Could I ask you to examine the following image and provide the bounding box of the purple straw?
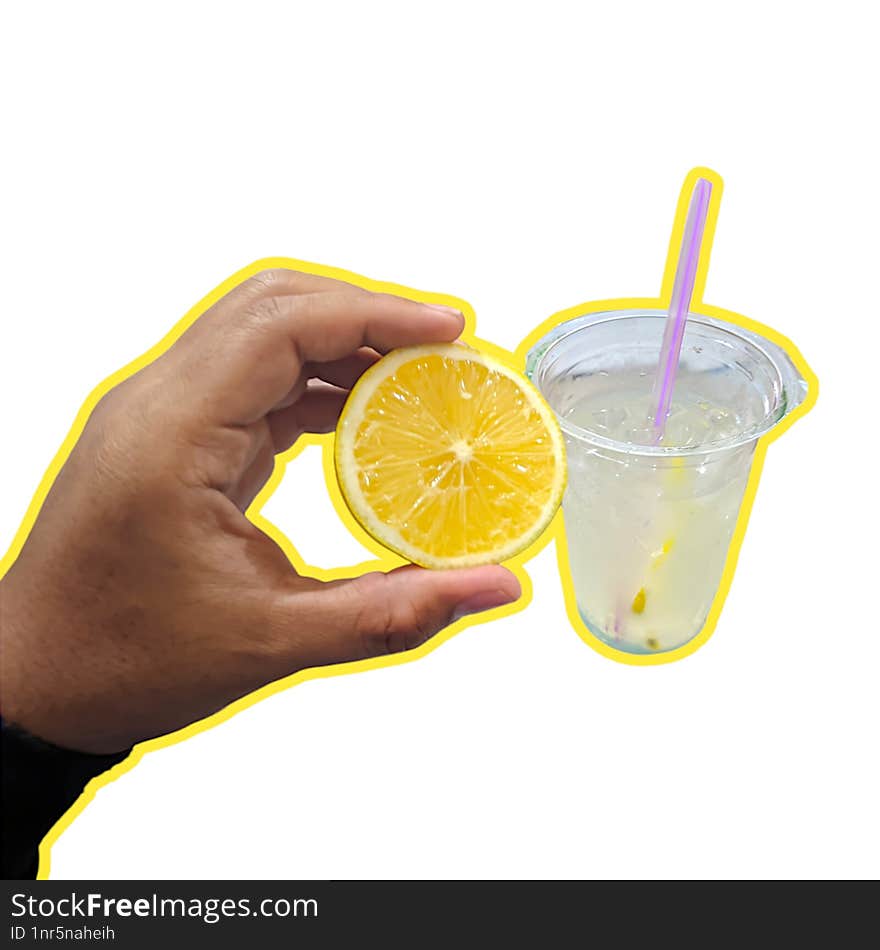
[652,177,713,434]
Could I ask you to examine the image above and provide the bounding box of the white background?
[1,1,877,879]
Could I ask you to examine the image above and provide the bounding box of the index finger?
[172,289,465,425]
[219,267,372,307]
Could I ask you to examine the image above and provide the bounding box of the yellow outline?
[2,256,542,880]
[520,167,818,665]
[0,166,817,879]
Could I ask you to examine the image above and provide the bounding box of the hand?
[0,269,520,753]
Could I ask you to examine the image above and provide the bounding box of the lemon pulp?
[335,345,565,568]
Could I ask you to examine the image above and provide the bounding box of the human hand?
[0,269,520,753]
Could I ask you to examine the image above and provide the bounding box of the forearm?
[1,719,130,879]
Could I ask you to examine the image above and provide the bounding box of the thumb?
[277,564,521,669]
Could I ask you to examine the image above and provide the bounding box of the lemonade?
[560,369,759,653]
[528,309,808,655]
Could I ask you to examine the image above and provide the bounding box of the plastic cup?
[526,308,808,655]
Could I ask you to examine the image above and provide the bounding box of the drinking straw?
[652,177,713,434]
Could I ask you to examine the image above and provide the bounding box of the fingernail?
[452,589,517,622]
[424,303,463,317]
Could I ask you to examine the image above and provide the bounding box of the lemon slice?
[335,343,566,568]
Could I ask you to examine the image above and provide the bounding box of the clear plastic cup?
[526,308,809,655]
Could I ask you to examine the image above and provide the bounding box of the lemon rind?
[334,343,566,569]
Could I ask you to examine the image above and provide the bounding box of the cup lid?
[526,308,809,456]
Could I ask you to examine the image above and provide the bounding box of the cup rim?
[529,309,789,458]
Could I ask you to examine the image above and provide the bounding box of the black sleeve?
[1,718,130,879]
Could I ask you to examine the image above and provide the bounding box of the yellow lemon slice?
[335,343,566,568]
